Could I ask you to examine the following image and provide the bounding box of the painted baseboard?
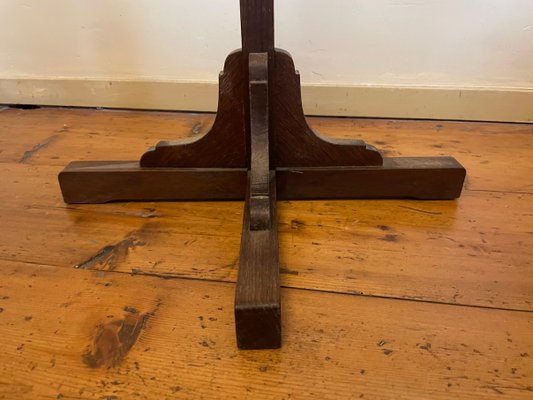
[0,77,531,122]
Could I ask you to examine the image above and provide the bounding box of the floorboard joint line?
[2,257,531,314]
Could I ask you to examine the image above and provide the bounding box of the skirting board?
[0,78,532,122]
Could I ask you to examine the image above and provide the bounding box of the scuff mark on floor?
[191,121,203,136]
[75,225,155,271]
[83,311,148,368]
[19,134,60,163]
[398,205,443,215]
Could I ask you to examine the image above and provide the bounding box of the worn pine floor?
[0,106,532,399]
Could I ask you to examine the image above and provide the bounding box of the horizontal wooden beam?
[58,161,247,203]
[240,0,274,54]
[59,157,465,204]
[279,157,466,200]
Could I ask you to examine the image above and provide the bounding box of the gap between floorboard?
[2,257,531,315]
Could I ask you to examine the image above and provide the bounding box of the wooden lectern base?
[58,0,466,349]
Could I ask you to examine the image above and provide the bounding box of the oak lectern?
[59,0,466,349]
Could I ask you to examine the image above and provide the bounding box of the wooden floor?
[0,106,532,399]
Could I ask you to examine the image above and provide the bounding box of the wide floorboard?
[0,107,531,399]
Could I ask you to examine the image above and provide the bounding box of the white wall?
[1,0,532,89]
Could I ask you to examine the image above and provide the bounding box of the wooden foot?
[58,162,247,203]
[235,173,280,349]
[58,157,465,204]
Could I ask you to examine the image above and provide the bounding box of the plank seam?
[3,258,530,315]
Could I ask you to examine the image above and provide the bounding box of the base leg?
[235,173,281,349]
[58,157,465,204]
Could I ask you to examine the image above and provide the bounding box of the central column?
[240,0,275,54]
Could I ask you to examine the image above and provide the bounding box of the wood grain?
[271,49,383,167]
[0,162,531,311]
[140,51,247,168]
[236,174,281,349]
[240,0,274,55]
[57,157,464,204]
[234,53,281,349]
[0,261,531,400]
[1,108,531,193]
[0,107,532,398]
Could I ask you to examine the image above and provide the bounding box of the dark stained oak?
[248,53,272,231]
[236,173,281,349]
[234,53,281,349]
[140,51,247,168]
[271,49,383,167]
[59,157,465,204]
[58,162,248,203]
[57,0,466,349]
[1,111,530,312]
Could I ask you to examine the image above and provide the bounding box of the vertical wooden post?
[249,53,271,231]
[235,53,281,349]
[240,0,276,177]
[240,0,275,54]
